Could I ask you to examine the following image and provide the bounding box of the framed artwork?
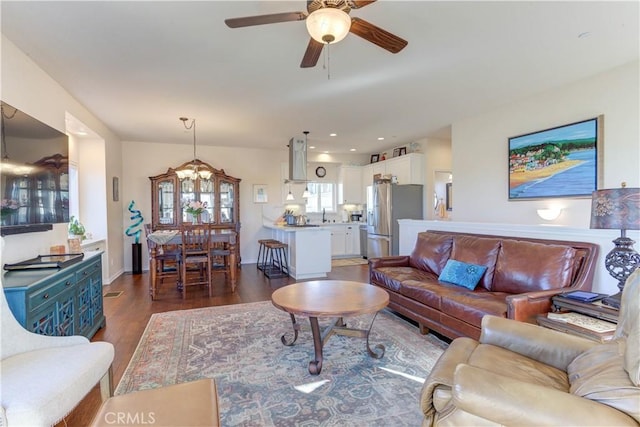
[508,116,603,200]
[253,184,268,203]
[370,154,380,163]
[399,147,407,156]
[112,177,119,202]
[392,148,400,157]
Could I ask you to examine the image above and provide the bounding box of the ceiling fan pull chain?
[326,43,331,80]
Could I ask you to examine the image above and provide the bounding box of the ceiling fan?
[225,0,408,68]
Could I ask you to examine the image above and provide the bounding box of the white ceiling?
[1,1,638,154]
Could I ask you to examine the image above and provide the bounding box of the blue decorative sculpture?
[125,200,143,244]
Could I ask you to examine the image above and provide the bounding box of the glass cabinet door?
[180,179,196,223]
[199,178,215,224]
[219,180,234,224]
[157,179,176,226]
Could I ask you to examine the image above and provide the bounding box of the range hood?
[287,136,307,182]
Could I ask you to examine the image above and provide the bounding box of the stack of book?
[537,312,617,343]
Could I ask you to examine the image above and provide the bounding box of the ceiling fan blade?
[225,12,306,28]
[349,0,377,9]
[349,17,408,53]
[300,38,324,68]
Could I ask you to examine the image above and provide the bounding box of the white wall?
[0,35,124,283]
[452,60,639,227]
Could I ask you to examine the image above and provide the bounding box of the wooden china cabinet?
[149,159,242,262]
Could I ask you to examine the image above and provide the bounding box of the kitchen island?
[263,224,331,280]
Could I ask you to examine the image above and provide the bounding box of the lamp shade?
[306,8,352,44]
[590,187,640,230]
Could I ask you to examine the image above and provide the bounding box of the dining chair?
[180,224,212,299]
[144,224,181,300]
[210,240,232,285]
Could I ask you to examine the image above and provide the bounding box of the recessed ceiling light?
[329,133,337,137]
[349,148,356,152]
[377,137,385,141]
[309,145,316,149]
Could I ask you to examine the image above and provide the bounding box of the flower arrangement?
[1,199,19,218]
[184,200,207,216]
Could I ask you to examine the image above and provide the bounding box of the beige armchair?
[421,268,640,426]
[0,288,114,426]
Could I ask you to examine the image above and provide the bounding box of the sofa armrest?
[480,315,596,371]
[453,364,637,426]
[368,256,410,269]
[506,289,567,322]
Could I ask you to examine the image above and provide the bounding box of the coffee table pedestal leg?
[283,313,385,375]
[280,313,300,346]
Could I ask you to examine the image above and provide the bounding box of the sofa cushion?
[439,259,488,290]
[567,342,640,423]
[493,240,576,293]
[450,236,501,290]
[441,291,509,328]
[399,279,463,310]
[409,232,453,275]
[370,266,436,293]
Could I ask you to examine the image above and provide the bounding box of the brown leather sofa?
[420,268,640,426]
[369,230,598,340]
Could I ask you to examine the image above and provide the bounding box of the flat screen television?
[1,101,69,236]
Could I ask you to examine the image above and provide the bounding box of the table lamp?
[590,183,640,308]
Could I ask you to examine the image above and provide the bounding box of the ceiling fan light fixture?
[306,8,351,44]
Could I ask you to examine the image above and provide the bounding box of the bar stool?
[257,239,279,271]
[263,241,289,279]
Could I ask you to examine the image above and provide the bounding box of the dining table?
[146,228,238,296]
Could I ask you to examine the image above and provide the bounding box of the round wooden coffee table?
[271,280,390,375]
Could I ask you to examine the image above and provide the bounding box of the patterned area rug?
[116,301,448,426]
[331,258,369,267]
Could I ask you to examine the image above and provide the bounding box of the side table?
[551,294,619,323]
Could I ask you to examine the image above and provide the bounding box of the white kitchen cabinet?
[330,226,347,256]
[329,224,361,257]
[338,166,363,204]
[384,153,424,185]
[345,224,360,255]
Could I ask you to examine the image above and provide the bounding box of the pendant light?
[176,117,212,181]
[286,184,295,201]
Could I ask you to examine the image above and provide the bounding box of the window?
[305,182,336,213]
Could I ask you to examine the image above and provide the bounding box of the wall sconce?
[537,207,562,221]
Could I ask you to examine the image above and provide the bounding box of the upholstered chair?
[0,288,114,426]
[421,268,640,426]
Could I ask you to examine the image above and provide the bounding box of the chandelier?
[176,117,212,181]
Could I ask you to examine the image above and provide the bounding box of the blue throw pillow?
[438,259,488,290]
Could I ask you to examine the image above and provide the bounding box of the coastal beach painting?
[508,117,602,200]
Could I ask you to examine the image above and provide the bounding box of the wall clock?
[315,166,326,178]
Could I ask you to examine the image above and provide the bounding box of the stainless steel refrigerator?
[367,182,423,257]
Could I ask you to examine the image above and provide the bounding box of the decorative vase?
[191,213,199,225]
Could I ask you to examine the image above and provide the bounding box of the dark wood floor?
[58,262,369,426]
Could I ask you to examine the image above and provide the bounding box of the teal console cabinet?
[2,252,105,339]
